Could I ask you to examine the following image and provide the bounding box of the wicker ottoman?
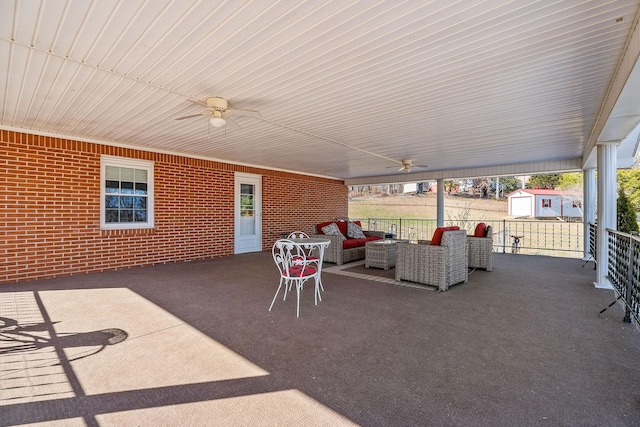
[365,239,409,270]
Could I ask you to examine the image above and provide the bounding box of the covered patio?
[2,253,639,426]
[2,2,640,425]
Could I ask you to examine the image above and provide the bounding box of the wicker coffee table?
[365,239,409,270]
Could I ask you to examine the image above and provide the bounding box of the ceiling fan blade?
[230,108,261,117]
[186,98,206,106]
[224,116,241,131]
[175,113,207,120]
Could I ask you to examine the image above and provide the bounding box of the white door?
[510,196,531,217]
[234,173,262,254]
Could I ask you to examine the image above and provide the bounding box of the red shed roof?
[506,188,566,197]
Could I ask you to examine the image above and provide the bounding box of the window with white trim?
[541,198,551,208]
[100,156,154,229]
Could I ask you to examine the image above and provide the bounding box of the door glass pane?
[240,184,255,236]
[241,195,254,216]
[240,216,255,235]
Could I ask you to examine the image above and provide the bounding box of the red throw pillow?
[474,223,487,237]
[430,226,460,245]
[430,227,446,245]
[336,221,348,237]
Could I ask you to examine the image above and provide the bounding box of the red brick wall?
[1,130,348,284]
[262,175,348,241]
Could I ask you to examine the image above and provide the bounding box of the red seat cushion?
[341,235,381,249]
[474,222,487,237]
[343,238,368,249]
[286,264,317,277]
[430,226,460,245]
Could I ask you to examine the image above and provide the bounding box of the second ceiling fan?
[389,159,428,173]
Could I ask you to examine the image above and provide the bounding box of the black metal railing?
[361,218,584,258]
[588,222,597,262]
[606,229,640,325]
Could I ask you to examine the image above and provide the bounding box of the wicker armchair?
[467,234,493,271]
[395,229,468,292]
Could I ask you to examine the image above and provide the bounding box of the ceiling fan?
[174,97,261,131]
[388,159,429,173]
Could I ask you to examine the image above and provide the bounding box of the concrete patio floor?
[1,252,639,426]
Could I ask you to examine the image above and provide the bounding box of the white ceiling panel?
[2,0,640,183]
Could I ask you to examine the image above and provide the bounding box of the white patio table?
[289,237,331,300]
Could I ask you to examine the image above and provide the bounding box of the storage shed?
[507,189,583,219]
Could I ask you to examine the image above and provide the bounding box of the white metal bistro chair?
[269,239,320,317]
[287,231,310,239]
[287,231,324,291]
[286,231,320,259]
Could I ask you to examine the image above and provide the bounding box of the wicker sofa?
[395,229,468,292]
[312,221,385,265]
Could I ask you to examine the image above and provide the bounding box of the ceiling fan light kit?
[207,98,228,127]
[209,113,226,128]
[174,97,261,131]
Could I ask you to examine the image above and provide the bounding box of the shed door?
[510,196,531,217]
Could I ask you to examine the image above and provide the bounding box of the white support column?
[583,168,596,259]
[437,179,444,227]
[594,142,617,289]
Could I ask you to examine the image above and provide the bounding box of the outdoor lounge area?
[2,253,639,426]
[3,2,640,425]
